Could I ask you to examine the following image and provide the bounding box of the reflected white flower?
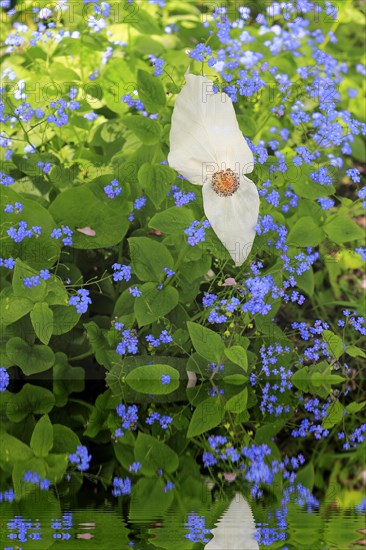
[168,73,259,266]
[204,493,259,549]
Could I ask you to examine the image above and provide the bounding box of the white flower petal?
[204,493,259,550]
[202,174,259,266]
[168,74,254,185]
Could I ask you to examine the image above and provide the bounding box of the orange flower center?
[212,169,240,197]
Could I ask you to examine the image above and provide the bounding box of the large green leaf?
[224,346,248,371]
[324,215,364,244]
[6,337,55,375]
[287,216,324,247]
[187,321,225,363]
[137,69,166,112]
[0,432,34,465]
[130,478,174,519]
[128,237,174,282]
[121,115,162,145]
[0,288,33,326]
[134,283,179,326]
[134,433,179,476]
[30,302,54,345]
[0,187,60,269]
[6,384,55,422]
[125,364,180,395]
[137,163,176,207]
[30,414,54,457]
[148,206,195,234]
[49,177,130,249]
[187,397,223,438]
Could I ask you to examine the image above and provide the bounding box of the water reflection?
[204,493,259,549]
[1,495,365,548]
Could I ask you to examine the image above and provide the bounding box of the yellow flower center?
[212,169,240,197]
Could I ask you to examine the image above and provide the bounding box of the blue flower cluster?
[145,329,173,348]
[0,367,10,392]
[112,476,131,496]
[184,220,211,246]
[23,471,51,490]
[68,289,92,314]
[7,221,41,242]
[145,411,173,430]
[111,263,131,282]
[115,404,138,438]
[4,201,23,213]
[23,269,50,287]
[68,445,91,471]
[0,489,15,502]
[168,185,196,207]
[184,513,211,544]
[0,257,16,270]
[148,54,165,76]
[250,344,293,416]
[51,225,73,246]
[115,324,139,355]
[104,178,122,199]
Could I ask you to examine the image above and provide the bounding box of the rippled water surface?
[1,492,365,549]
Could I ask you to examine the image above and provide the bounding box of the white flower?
[204,492,259,549]
[168,73,259,266]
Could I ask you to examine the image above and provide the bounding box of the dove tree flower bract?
[168,74,260,266]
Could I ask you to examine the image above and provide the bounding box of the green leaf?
[30,302,54,345]
[12,457,48,500]
[6,337,55,375]
[130,478,173,519]
[322,330,345,359]
[45,453,69,484]
[187,397,223,438]
[125,364,180,395]
[134,283,179,327]
[346,345,366,358]
[237,114,257,138]
[223,374,248,385]
[324,215,364,244]
[296,462,314,490]
[148,206,195,235]
[130,8,161,34]
[12,259,48,302]
[51,304,80,335]
[0,187,60,269]
[52,424,81,454]
[0,288,33,326]
[137,163,176,207]
[292,175,335,199]
[187,321,225,363]
[49,177,130,249]
[107,355,187,403]
[102,59,135,115]
[121,116,161,145]
[295,267,314,297]
[0,432,34,465]
[291,366,310,393]
[134,433,179,476]
[287,217,324,247]
[225,387,248,413]
[30,414,54,457]
[53,352,84,407]
[345,401,366,414]
[311,371,344,387]
[6,384,55,422]
[322,400,345,429]
[137,69,166,112]
[224,346,248,371]
[128,237,174,282]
